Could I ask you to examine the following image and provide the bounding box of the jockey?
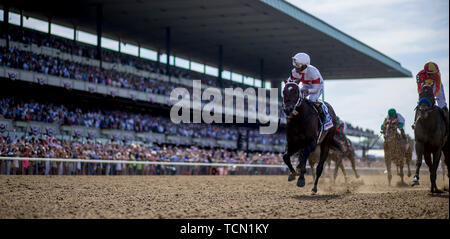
[381,108,406,139]
[287,52,333,130]
[413,61,449,131]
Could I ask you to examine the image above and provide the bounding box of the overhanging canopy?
[4,0,412,84]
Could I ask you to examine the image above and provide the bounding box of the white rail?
[0,157,417,171]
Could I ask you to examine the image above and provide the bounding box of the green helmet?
[388,108,397,117]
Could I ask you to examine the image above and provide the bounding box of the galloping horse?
[282,81,342,194]
[308,135,360,183]
[411,85,448,193]
[382,120,410,185]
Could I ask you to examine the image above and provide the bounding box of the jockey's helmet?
[292,53,310,68]
[424,62,439,74]
[388,108,397,117]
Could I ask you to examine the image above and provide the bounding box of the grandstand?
[0,0,410,176]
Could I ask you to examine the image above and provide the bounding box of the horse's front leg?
[412,142,424,186]
[283,150,298,181]
[297,141,316,188]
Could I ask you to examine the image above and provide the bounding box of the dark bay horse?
[411,85,448,193]
[282,81,342,194]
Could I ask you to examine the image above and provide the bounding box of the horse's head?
[385,119,400,140]
[417,85,435,119]
[282,81,303,117]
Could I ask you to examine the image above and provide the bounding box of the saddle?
[306,100,333,145]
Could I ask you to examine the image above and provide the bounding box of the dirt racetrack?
[0,172,448,219]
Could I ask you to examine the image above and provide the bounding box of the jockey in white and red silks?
[285,52,333,130]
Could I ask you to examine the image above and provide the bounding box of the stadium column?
[48,18,51,36]
[73,26,77,42]
[3,3,9,49]
[20,9,23,35]
[260,58,264,87]
[96,4,103,69]
[218,45,223,89]
[138,44,141,58]
[166,27,171,78]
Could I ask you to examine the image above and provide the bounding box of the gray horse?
[307,135,359,183]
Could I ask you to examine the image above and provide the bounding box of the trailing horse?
[282,81,342,194]
[382,120,411,185]
[411,85,448,193]
[308,135,360,183]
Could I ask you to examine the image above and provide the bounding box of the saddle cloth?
[316,101,334,144]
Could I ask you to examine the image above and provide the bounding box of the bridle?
[283,81,304,117]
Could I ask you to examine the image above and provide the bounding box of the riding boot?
[314,102,326,125]
[400,128,406,140]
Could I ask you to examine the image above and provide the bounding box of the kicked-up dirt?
[0,173,448,219]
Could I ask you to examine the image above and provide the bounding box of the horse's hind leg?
[385,156,392,186]
[431,150,443,193]
[312,144,330,194]
[297,141,316,188]
[407,155,412,177]
[412,143,424,186]
[350,155,360,178]
[309,159,316,182]
[399,160,405,185]
[333,159,340,184]
[339,159,348,183]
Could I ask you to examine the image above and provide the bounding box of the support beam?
[138,44,141,58]
[3,4,9,49]
[218,45,223,88]
[260,58,264,87]
[48,18,51,36]
[20,9,23,30]
[165,27,171,76]
[73,25,77,42]
[96,4,103,69]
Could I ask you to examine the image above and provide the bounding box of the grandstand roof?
[7,0,412,83]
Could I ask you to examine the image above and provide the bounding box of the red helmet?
[424,62,439,73]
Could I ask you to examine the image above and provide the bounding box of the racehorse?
[411,85,448,193]
[308,135,360,183]
[382,119,410,185]
[282,81,342,194]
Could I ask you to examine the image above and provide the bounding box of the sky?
[286,0,449,138]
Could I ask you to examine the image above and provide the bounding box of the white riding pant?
[436,83,447,108]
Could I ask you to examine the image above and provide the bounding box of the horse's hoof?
[433,189,444,194]
[311,188,317,194]
[288,174,296,182]
[297,178,305,187]
[356,175,360,179]
[411,181,419,187]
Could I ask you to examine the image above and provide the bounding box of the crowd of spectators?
[0,46,176,95]
[0,96,286,145]
[0,134,285,176]
[2,25,267,91]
